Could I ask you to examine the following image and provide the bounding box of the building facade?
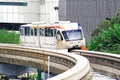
[59,0,120,41]
[0,0,58,30]
[40,0,59,22]
[0,0,39,23]
[0,0,58,23]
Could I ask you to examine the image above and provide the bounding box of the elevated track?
[0,44,91,80]
[72,50,120,79]
[0,44,120,80]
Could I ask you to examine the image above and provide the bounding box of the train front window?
[62,29,82,41]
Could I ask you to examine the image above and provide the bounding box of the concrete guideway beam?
[0,44,91,80]
[72,50,120,79]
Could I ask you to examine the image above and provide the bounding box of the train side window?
[20,28,24,36]
[30,28,34,36]
[45,28,54,37]
[39,28,41,36]
[34,28,37,36]
[54,29,57,36]
[50,29,53,37]
[41,28,45,36]
[45,28,51,37]
[25,28,27,36]
[25,27,30,36]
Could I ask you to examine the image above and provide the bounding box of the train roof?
[20,22,81,30]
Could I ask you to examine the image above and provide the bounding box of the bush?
[88,23,120,54]
[91,7,120,37]
[29,74,38,80]
[0,29,19,44]
[88,8,120,54]
[91,20,110,36]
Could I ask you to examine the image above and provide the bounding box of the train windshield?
[62,29,83,41]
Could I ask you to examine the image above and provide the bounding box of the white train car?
[19,21,86,51]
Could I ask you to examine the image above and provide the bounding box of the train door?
[39,28,45,46]
[46,28,56,45]
[39,28,56,48]
[24,28,35,44]
[28,28,36,43]
[44,28,56,45]
[19,28,25,43]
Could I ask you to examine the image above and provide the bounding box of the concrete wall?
[59,0,120,41]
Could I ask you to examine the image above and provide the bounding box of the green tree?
[88,7,120,54]
[88,23,120,54]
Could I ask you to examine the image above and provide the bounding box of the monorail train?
[19,21,86,51]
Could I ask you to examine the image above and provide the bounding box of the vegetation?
[0,29,19,44]
[91,16,120,37]
[88,24,120,54]
[29,74,38,80]
[88,8,120,54]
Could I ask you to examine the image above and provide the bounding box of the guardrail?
[0,44,91,80]
[72,50,120,79]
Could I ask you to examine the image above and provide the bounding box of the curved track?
[0,44,91,80]
[72,50,120,79]
[0,44,119,79]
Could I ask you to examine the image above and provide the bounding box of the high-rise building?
[0,0,58,23]
[0,0,59,30]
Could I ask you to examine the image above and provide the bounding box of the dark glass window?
[41,28,45,36]
[50,29,53,37]
[20,28,24,36]
[39,28,41,36]
[34,28,37,36]
[54,29,57,36]
[45,28,54,37]
[25,27,30,36]
[62,29,83,41]
[30,29,34,36]
[0,2,27,6]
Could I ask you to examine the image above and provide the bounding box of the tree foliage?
[88,8,120,54]
[88,23,120,54]
[0,29,19,44]
[91,7,120,37]
[29,74,38,80]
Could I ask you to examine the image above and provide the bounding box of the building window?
[0,2,27,6]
